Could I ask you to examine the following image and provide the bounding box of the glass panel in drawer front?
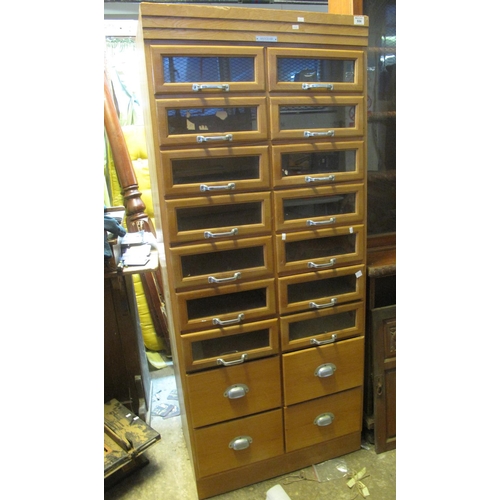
[276,225,364,275]
[176,278,276,332]
[278,265,365,315]
[274,184,364,232]
[161,146,270,196]
[280,301,365,351]
[270,96,364,141]
[267,48,364,93]
[181,318,279,372]
[150,45,265,94]
[156,97,267,146]
[272,141,364,188]
[282,336,364,406]
[169,236,274,290]
[186,356,281,427]
[165,192,272,244]
[284,388,362,453]
[194,409,283,478]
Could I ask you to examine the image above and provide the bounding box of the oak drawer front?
[269,96,364,141]
[284,387,362,452]
[273,184,364,232]
[176,278,276,333]
[186,356,282,427]
[160,145,270,197]
[181,318,280,371]
[267,47,365,93]
[150,45,265,95]
[156,97,267,147]
[282,336,364,405]
[165,192,272,244]
[275,225,364,275]
[170,236,274,290]
[280,302,365,352]
[271,141,364,189]
[277,265,365,315]
[194,409,284,478]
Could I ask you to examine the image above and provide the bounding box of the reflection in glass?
[285,234,356,262]
[279,105,353,130]
[288,311,356,341]
[277,57,354,83]
[288,275,356,303]
[172,156,260,184]
[283,194,355,221]
[281,150,355,177]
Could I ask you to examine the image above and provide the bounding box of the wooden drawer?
[280,301,365,352]
[150,45,265,95]
[160,145,270,197]
[186,356,282,427]
[282,336,364,406]
[155,96,267,147]
[277,265,365,315]
[267,47,365,93]
[284,387,362,452]
[275,225,364,276]
[165,192,272,244]
[193,409,284,478]
[271,141,364,188]
[176,278,276,333]
[273,184,364,233]
[170,236,274,290]
[181,318,280,371]
[269,95,364,141]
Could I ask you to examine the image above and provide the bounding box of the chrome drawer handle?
[310,334,338,346]
[305,175,335,183]
[306,217,336,227]
[208,272,242,284]
[192,83,229,92]
[217,353,248,366]
[315,363,337,378]
[314,412,335,427]
[302,83,333,91]
[229,435,252,450]
[204,228,238,239]
[200,182,236,192]
[224,383,249,399]
[213,313,245,326]
[304,130,334,138]
[308,258,336,269]
[197,134,233,143]
[309,298,337,310]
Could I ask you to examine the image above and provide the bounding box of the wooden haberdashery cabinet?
[137,3,369,498]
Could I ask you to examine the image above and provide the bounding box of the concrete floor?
[105,363,396,500]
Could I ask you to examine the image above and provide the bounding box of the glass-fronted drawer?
[165,192,272,244]
[267,47,364,93]
[275,224,364,275]
[271,141,364,188]
[193,409,283,478]
[170,236,274,290]
[277,265,365,315]
[156,97,267,146]
[181,318,279,372]
[186,355,281,426]
[280,302,365,352]
[273,184,364,232]
[269,96,364,141]
[284,387,362,453]
[150,45,265,95]
[160,145,270,196]
[282,336,364,406]
[176,278,276,332]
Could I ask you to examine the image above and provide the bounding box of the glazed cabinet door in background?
[150,45,265,95]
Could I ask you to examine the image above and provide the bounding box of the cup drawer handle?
[229,435,253,450]
[315,363,337,378]
[224,383,249,399]
[314,412,335,427]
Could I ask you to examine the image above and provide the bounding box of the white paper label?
[292,24,299,30]
[282,233,286,240]
[297,16,304,22]
[354,16,365,25]
[349,227,354,234]
[355,270,363,278]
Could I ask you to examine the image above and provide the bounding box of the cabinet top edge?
[138,2,369,28]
